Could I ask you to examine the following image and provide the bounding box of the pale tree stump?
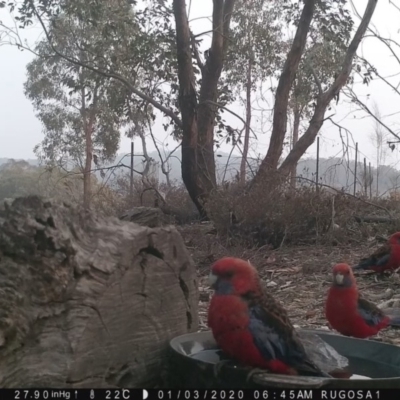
[0,196,198,388]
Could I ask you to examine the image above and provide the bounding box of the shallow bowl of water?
[168,329,400,388]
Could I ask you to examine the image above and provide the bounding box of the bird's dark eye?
[224,271,234,278]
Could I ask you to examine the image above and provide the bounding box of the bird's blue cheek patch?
[343,276,353,288]
[214,279,234,295]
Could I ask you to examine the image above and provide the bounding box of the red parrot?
[325,263,400,338]
[207,257,330,377]
[352,232,400,273]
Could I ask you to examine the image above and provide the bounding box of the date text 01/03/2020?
[153,389,382,400]
[8,389,384,400]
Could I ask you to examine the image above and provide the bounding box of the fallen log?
[0,196,198,388]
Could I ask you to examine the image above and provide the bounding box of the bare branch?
[389,0,400,13]
[356,56,400,97]
[193,30,214,38]
[190,30,205,73]
[202,99,258,140]
[344,87,400,142]
[146,113,173,187]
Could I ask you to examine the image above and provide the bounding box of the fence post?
[316,136,320,192]
[369,162,372,199]
[353,142,358,196]
[130,141,134,206]
[364,157,367,196]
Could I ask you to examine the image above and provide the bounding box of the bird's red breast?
[326,286,390,338]
[208,294,297,375]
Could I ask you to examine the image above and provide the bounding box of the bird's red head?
[389,232,400,246]
[331,263,356,288]
[209,257,260,295]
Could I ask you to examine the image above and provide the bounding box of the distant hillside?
[1,152,399,196]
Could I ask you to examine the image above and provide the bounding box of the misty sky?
[1,0,400,169]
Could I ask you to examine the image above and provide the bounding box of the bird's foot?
[246,367,268,383]
[213,359,233,379]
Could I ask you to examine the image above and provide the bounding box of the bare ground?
[178,223,400,346]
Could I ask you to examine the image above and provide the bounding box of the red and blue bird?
[352,232,400,274]
[326,263,400,338]
[207,257,330,377]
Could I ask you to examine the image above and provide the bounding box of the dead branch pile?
[207,182,400,248]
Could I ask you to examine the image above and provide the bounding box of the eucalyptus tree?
[252,0,377,189]
[24,0,143,208]
[23,0,176,209]
[225,0,283,184]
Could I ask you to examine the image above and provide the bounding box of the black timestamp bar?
[1,389,394,400]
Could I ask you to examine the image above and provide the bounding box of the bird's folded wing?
[369,243,391,265]
[246,294,325,376]
[355,243,391,269]
[357,296,386,326]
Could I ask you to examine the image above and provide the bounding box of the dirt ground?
[178,223,400,346]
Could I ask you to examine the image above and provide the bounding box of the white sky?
[0,0,400,169]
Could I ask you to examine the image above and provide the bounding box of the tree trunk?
[251,0,377,187]
[173,0,236,219]
[253,0,316,185]
[290,106,301,189]
[0,196,198,388]
[240,55,252,185]
[277,0,377,178]
[376,152,379,197]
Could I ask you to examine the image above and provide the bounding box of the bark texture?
[173,0,236,218]
[0,196,198,388]
[290,107,301,189]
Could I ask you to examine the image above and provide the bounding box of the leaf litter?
[179,224,400,347]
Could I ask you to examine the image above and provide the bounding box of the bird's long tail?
[300,360,332,378]
[384,308,400,327]
[389,317,400,327]
[352,258,373,270]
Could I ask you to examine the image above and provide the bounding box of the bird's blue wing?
[353,243,391,270]
[244,295,329,377]
[247,304,304,364]
[357,297,386,326]
[376,253,390,266]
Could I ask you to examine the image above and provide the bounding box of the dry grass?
[178,223,400,346]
